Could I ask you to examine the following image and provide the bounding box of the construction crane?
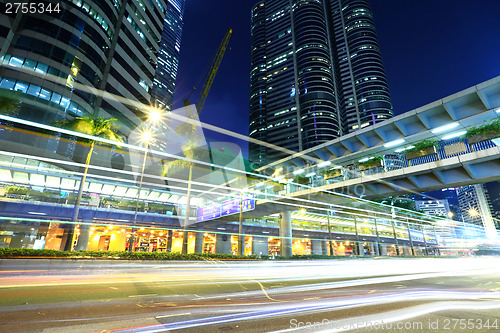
[183,28,232,114]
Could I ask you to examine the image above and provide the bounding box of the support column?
[237,225,245,256]
[310,239,322,255]
[279,211,292,258]
[166,229,173,252]
[379,245,387,255]
[215,233,231,254]
[194,231,204,253]
[321,238,328,255]
[181,228,189,254]
[357,242,365,256]
[75,223,91,251]
[252,236,268,256]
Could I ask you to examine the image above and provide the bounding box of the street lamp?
[468,208,479,217]
[127,108,163,252]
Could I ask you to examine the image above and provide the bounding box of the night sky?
[172,0,500,156]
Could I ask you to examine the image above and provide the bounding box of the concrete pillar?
[194,231,204,253]
[311,239,322,255]
[279,211,292,258]
[181,228,189,254]
[357,241,365,255]
[380,245,387,255]
[402,246,409,255]
[321,239,328,255]
[166,229,173,252]
[374,242,380,255]
[237,226,245,256]
[75,223,91,251]
[215,233,232,254]
[252,236,269,256]
[369,243,376,255]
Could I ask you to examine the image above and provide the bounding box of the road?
[0,257,500,332]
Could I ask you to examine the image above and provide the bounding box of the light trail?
[104,291,500,332]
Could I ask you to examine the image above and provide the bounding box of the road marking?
[128,294,158,298]
[156,312,191,319]
[255,280,278,302]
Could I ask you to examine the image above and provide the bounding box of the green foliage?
[0,248,263,261]
[358,155,383,166]
[464,118,500,138]
[293,175,309,184]
[405,139,439,153]
[0,89,21,115]
[321,168,343,178]
[54,114,123,145]
[374,196,417,212]
[6,186,28,195]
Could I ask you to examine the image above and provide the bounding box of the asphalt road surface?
[1,257,500,332]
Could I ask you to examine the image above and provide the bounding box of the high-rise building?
[415,199,451,218]
[457,184,497,238]
[483,182,500,229]
[249,0,393,166]
[0,0,180,137]
[412,188,462,222]
[151,0,185,111]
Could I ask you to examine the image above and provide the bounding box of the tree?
[55,114,123,251]
[162,106,202,254]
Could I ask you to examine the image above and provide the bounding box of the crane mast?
[184,28,232,114]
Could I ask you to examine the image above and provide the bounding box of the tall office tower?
[414,199,451,218]
[457,184,497,238]
[483,182,500,229]
[0,0,172,137]
[249,0,392,166]
[151,0,185,111]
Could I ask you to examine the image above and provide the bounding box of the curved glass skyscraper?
[249,0,393,166]
[0,0,184,136]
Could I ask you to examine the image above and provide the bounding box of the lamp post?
[127,108,162,252]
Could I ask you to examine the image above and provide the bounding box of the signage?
[196,203,221,222]
[196,193,255,222]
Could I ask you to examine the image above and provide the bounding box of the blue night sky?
[172,0,500,156]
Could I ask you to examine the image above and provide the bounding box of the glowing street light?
[148,107,163,123]
[128,108,163,252]
[468,208,479,217]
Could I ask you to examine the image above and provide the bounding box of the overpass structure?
[261,75,500,173]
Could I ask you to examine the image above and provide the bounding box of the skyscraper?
[0,0,181,137]
[249,0,393,166]
[457,184,497,238]
[152,0,185,111]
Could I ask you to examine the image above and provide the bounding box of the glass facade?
[151,0,185,111]
[0,0,173,138]
[249,0,393,166]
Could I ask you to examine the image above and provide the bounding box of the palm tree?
[56,114,123,251]
[162,108,202,254]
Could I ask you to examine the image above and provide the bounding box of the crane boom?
[184,28,232,114]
